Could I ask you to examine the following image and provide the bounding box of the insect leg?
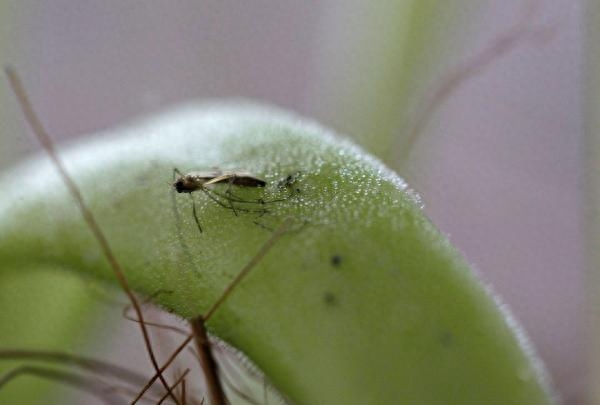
[224,176,239,216]
[190,193,203,234]
[173,167,184,180]
[204,188,271,215]
[201,188,259,214]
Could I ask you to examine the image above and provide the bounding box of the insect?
[5,66,292,405]
[173,169,267,193]
[173,168,287,234]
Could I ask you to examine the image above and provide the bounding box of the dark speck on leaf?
[323,292,337,306]
[331,254,342,267]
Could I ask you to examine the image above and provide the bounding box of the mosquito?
[173,168,279,234]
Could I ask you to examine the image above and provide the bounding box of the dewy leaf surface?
[0,103,554,404]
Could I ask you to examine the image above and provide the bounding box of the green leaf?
[0,104,554,404]
[0,268,104,404]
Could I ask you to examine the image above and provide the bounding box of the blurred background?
[0,0,588,404]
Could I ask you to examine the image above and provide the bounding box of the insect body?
[173,169,266,193]
[173,168,269,234]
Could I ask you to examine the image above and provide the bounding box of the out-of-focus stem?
[305,0,479,168]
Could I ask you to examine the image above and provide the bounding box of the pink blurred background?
[1,1,585,403]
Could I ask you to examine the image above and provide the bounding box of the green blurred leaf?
[0,104,554,404]
[309,0,480,165]
[0,268,103,404]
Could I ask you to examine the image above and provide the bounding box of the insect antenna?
[4,66,180,404]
